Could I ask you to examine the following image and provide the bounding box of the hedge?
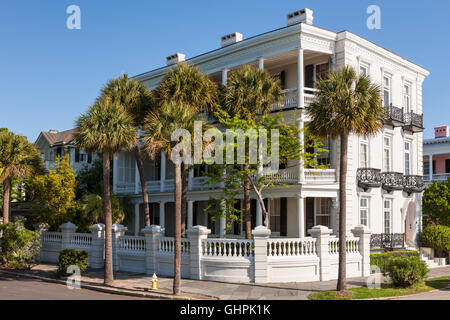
[57,249,89,277]
[370,250,419,273]
[419,225,450,252]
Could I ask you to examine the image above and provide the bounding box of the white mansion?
[113,8,429,251]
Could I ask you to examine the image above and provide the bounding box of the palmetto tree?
[101,74,154,227]
[0,130,43,224]
[156,63,217,237]
[75,99,136,284]
[143,101,199,295]
[221,65,281,239]
[306,66,384,292]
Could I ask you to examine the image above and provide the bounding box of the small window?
[359,136,369,168]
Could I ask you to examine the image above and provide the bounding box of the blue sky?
[0,0,449,142]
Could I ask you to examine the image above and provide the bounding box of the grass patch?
[308,276,449,300]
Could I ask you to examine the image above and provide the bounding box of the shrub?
[385,255,428,287]
[0,221,41,270]
[419,225,450,254]
[370,250,419,273]
[57,249,88,277]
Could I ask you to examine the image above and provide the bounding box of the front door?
[405,202,416,248]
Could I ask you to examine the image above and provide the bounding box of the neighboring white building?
[35,128,97,173]
[114,8,429,250]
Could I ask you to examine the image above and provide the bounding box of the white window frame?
[314,198,330,228]
[403,81,412,113]
[383,73,392,107]
[359,196,370,228]
[383,135,392,172]
[383,198,393,234]
[359,135,370,168]
[404,140,411,175]
[359,61,370,77]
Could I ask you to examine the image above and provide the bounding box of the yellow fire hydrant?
[152,273,158,290]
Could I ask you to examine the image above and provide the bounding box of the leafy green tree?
[101,74,154,226]
[205,106,326,229]
[0,130,43,223]
[220,65,282,239]
[30,153,77,229]
[75,99,137,284]
[143,101,199,296]
[422,179,450,226]
[76,158,107,196]
[155,63,218,237]
[306,66,384,292]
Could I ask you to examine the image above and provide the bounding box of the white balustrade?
[202,239,253,258]
[265,167,298,184]
[144,181,161,192]
[41,231,62,244]
[159,237,190,255]
[267,238,317,257]
[328,236,360,255]
[70,233,92,247]
[304,169,336,183]
[116,183,135,194]
[191,176,212,190]
[119,236,146,251]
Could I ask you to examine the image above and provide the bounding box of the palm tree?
[156,63,217,237]
[101,74,154,227]
[0,130,43,224]
[75,99,136,284]
[306,66,384,292]
[143,101,199,295]
[221,65,281,239]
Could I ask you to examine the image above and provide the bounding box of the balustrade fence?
[37,222,371,283]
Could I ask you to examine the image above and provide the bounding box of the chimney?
[221,32,243,47]
[287,8,314,26]
[166,53,186,66]
[434,125,450,138]
[49,129,58,134]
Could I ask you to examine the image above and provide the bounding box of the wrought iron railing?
[403,111,423,130]
[403,175,425,194]
[357,168,382,190]
[370,233,405,249]
[381,172,404,191]
[384,105,404,126]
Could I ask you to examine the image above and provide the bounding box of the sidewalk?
[2,264,450,300]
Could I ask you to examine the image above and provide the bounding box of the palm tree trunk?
[337,132,348,292]
[2,176,11,224]
[134,146,150,227]
[181,161,189,237]
[244,164,251,239]
[173,162,181,295]
[103,151,114,284]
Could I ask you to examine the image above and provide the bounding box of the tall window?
[360,62,369,76]
[269,198,281,233]
[404,141,411,175]
[359,135,369,168]
[360,197,369,227]
[424,161,430,176]
[383,75,391,106]
[403,83,411,113]
[315,198,330,227]
[117,152,136,184]
[317,138,330,166]
[315,63,329,81]
[383,199,392,234]
[383,137,392,172]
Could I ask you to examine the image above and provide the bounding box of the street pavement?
[0,273,150,300]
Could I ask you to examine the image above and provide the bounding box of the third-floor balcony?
[383,105,423,133]
[403,111,424,133]
[383,105,404,127]
[403,175,425,194]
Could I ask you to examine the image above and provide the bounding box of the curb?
[0,270,212,300]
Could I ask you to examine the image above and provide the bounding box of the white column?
[222,68,228,86]
[258,57,264,70]
[429,154,433,181]
[297,195,305,238]
[159,202,165,229]
[134,203,140,236]
[134,161,139,194]
[219,201,226,238]
[298,47,305,109]
[187,200,194,229]
[160,151,166,192]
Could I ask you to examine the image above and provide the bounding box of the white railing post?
[309,225,333,281]
[252,226,270,283]
[142,225,164,275]
[34,223,49,261]
[187,225,211,280]
[60,222,77,250]
[351,225,372,277]
[89,223,105,268]
[111,224,127,271]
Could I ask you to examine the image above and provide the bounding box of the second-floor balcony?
[403,111,424,133]
[270,87,317,112]
[383,105,404,127]
[357,168,382,190]
[381,172,404,192]
[403,175,425,194]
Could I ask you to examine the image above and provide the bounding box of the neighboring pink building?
[424,126,450,183]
